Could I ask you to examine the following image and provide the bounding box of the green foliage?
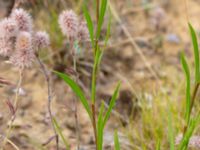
[168,108,174,150]
[97,103,105,150]
[83,4,94,47]
[189,23,200,84]
[54,0,121,150]
[53,71,92,120]
[178,23,200,150]
[91,47,103,104]
[52,117,70,150]
[181,53,191,123]
[114,130,121,150]
[103,82,121,127]
[178,114,200,149]
[96,0,108,39]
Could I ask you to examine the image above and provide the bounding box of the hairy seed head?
[58,10,78,40]
[78,21,89,42]
[0,18,18,38]
[0,37,14,57]
[34,31,50,49]
[11,8,33,32]
[10,31,35,68]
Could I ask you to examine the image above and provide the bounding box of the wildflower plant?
[167,24,200,150]
[0,8,58,149]
[54,0,121,149]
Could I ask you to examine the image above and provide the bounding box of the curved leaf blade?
[53,71,92,119]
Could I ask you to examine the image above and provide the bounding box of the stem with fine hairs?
[35,53,59,150]
[70,40,81,149]
[1,68,23,150]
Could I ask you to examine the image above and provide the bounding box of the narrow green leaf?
[52,117,70,150]
[53,71,92,119]
[156,140,161,150]
[178,114,200,150]
[97,102,105,150]
[91,47,103,104]
[181,52,191,123]
[103,82,121,127]
[168,108,174,150]
[83,4,94,47]
[189,23,200,83]
[104,7,112,46]
[114,130,120,150]
[96,0,108,39]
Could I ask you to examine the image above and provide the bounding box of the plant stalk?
[35,54,59,150]
[71,42,81,150]
[183,83,200,134]
[1,68,23,150]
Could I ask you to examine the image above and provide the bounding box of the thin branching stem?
[91,0,100,149]
[35,54,59,150]
[71,41,81,149]
[1,68,23,150]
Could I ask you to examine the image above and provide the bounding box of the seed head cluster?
[0,8,50,69]
[58,10,89,42]
[34,31,50,50]
[11,8,33,32]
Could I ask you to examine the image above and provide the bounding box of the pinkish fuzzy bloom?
[0,18,18,38]
[11,8,33,32]
[34,31,50,49]
[58,10,78,40]
[10,32,35,68]
[78,21,89,42]
[0,37,14,57]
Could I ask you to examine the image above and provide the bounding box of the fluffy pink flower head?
[11,8,33,32]
[10,31,35,68]
[58,10,78,40]
[78,21,89,42]
[0,18,18,38]
[0,37,14,57]
[34,31,50,49]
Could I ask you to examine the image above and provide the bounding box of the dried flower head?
[11,8,33,32]
[0,37,14,57]
[10,32,35,68]
[78,21,89,42]
[58,10,78,40]
[0,18,18,38]
[34,31,50,49]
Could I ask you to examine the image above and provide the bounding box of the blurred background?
[0,0,200,149]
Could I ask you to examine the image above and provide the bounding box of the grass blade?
[114,130,120,150]
[53,71,92,119]
[168,108,174,150]
[52,117,70,150]
[189,23,200,83]
[156,140,161,150]
[103,82,121,127]
[96,0,108,39]
[83,4,94,47]
[91,47,103,104]
[97,102,105,150]
[178,114,200,149]
[181,52,191,123]
[104,7,112,46]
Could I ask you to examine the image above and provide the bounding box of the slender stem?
[183,83,200,134]
[91,1,100,149]
[35,54,59,150]
[1,68,23,150]
[189,83,200,116]
[71,43,81,149]
[92,104,98,150]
